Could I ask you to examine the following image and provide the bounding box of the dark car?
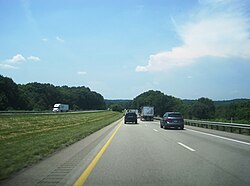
[160,112,184,130]
[124,112,138,124]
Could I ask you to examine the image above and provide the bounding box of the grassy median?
[0,111,123,180]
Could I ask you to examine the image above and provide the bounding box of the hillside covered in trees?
[110,90,250,124]
[0,75,106,111]
[132,90,182,117]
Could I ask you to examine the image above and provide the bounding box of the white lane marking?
[186,128,250,146]
[178,142,196,152]
[145,124,148,127]
[153,129,158,132]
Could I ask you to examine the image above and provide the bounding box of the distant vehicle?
[160,112,184,130]
[141,106,154,121]
[53,104,69,112]
[124,112,138,124]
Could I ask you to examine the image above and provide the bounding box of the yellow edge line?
[73,122,122,186]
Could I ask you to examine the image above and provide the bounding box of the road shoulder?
[185,125,250,143]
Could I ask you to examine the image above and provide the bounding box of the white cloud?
[7,54,26,64]
[56,36,65,43]
[28,56,41,61]
[0,54,41,69]
[77,71,87,75]
[136,0,250,72]
[135,66,148,72]
[0,63,18,69]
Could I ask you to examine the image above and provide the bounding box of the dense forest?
[0,75,106,111]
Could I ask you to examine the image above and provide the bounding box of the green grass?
[0,111,123,180]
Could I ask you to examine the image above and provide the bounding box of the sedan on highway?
[160,112,184,130]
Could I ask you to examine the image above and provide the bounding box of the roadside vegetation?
[2,75,249,124]
[0,75,249,180]
[0,75,106,111]
[0,111,123,180]
[110,90,250,124]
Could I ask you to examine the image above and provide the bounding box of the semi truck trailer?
[140,106,154,121]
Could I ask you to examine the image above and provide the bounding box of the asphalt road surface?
[83,119,250,186]
[1,118,250,186]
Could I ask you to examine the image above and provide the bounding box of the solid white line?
[186,128,250,146]
[178,142,196,152]
[153,129,158,132]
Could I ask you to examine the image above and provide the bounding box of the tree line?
[1,75,249,123]
[215,101,250,123]
[112,90,249,123]
[0,75,106,111]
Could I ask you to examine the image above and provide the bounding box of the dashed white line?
[178,142,196,152]
[186,128,250,146]
[153,129,158,132]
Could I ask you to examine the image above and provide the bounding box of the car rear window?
[126,113,136,116]
[168,113,182,117]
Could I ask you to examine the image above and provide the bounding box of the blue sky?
[0,0,250,100]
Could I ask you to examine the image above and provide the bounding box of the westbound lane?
[83,119,250,186]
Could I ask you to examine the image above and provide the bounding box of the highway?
[1,118,250,186]
[82,120,250,186]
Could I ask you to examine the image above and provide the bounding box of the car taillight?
[166,118,172,122]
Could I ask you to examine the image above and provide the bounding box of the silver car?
[160,112,184,130]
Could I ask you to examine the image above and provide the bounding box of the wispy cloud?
[56,36,65,43]
[27,56,41,61]
[77,71,87,75]
[0,64,18,69]
[42,38,48,42]
[22,0,35,24]
[136,0,250,72]
[0,54,41,69]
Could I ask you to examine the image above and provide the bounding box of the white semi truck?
[140,106,154,121]
[53,104,69,112]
